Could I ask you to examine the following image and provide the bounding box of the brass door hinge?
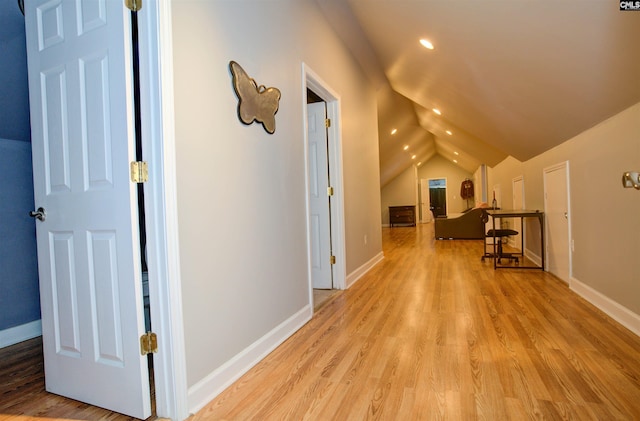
[330,255,336,265]
[130,161,148,183]
[140,332,157,355]
[325,118,331,128]
[327,186,334,196]
[125,0,142,12]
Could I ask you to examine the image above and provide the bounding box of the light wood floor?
[0,336,156,421]
[2,223,639,420]
[193,224,640,420]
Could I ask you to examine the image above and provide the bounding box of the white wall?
[490,102,640,322]
[380,165,417,225]
[170,0,382,409]
[417,155,475,214]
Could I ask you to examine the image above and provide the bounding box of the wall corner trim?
[345,252,385,289]
[571,276,640,337]
[0,319,42,349]
[187,305,313,414]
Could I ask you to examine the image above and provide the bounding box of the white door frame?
[543,161,572,282]
[302,64,346,295]
[138,2,188,419]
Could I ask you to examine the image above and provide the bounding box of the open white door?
[307,102,333,289]
[544,162,572,283]
[420,179,431,223]
[25,0,151,418]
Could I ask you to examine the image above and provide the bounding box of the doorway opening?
[130,8,155,415]
[307,89,335,309]
[544,161,572,283]
[303,64,346,312]
[428,178,448,218]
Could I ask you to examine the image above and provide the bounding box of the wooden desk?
[485,209,545,270]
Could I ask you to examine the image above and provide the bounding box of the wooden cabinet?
[389,205,416,227]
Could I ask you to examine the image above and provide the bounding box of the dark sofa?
[434,208,486,239]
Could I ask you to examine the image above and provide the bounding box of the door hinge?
[330,255,336,265]
[140,332,157,355]
[125,0,142,12]
[130,161,148,183]
[327,186,334,196]
[325,118,331,128]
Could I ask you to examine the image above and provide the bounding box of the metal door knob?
[29,207,46,222]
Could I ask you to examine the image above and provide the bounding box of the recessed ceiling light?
[432,108,441,115]
[446,130,452,136]
[454,151,459,156]
[411,155,417,160]
[391,128,397,135]
[403,145,409,150]
[417,162,422,166]
[453,159,458,163]
[420,39,434,50]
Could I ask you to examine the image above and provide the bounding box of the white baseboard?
[0,319,42,349]
[345,252,384,289]
[571,276,640,337]
[524,248,542,268]
[187,305,312,414]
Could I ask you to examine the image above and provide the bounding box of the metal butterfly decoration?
[229,61,281,134]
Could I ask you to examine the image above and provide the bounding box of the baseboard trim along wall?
[345,252,384,289]
[571,276,640,337]
[187,305,313,414]
[0,319,42,349]
[524,248,542,269]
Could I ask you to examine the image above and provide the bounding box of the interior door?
[544,162,571,283]
[420,179,430,222]
[25,0,151,418]
[307,102,333,289]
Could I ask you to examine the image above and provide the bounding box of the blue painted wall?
[0,2,31,141]
[0,2,40,332]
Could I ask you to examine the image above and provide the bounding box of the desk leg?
[493,217,497,269]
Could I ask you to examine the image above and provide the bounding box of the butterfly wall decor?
[229,61,281,134]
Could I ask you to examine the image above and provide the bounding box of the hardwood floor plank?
[192,225,640,420]
[3,223,640,420]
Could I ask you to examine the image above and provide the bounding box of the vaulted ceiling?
[316,1,640,186]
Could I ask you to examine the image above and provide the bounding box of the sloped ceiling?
[316,1,640,187]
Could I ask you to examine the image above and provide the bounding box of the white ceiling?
[316,1,640,186]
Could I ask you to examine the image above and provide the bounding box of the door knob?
[29,207,46,222]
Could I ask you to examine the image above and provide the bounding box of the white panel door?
[544,162,571,283]
[25,0,151,418]
[420,179,431,222]
[307,102,332,289]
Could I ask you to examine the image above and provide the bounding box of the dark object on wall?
[434,208,485,239]
[460,178,474,209]
[229,61,281,134]
[460,178,474,199]
[389,205,416,227]
[18,0,24,15]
